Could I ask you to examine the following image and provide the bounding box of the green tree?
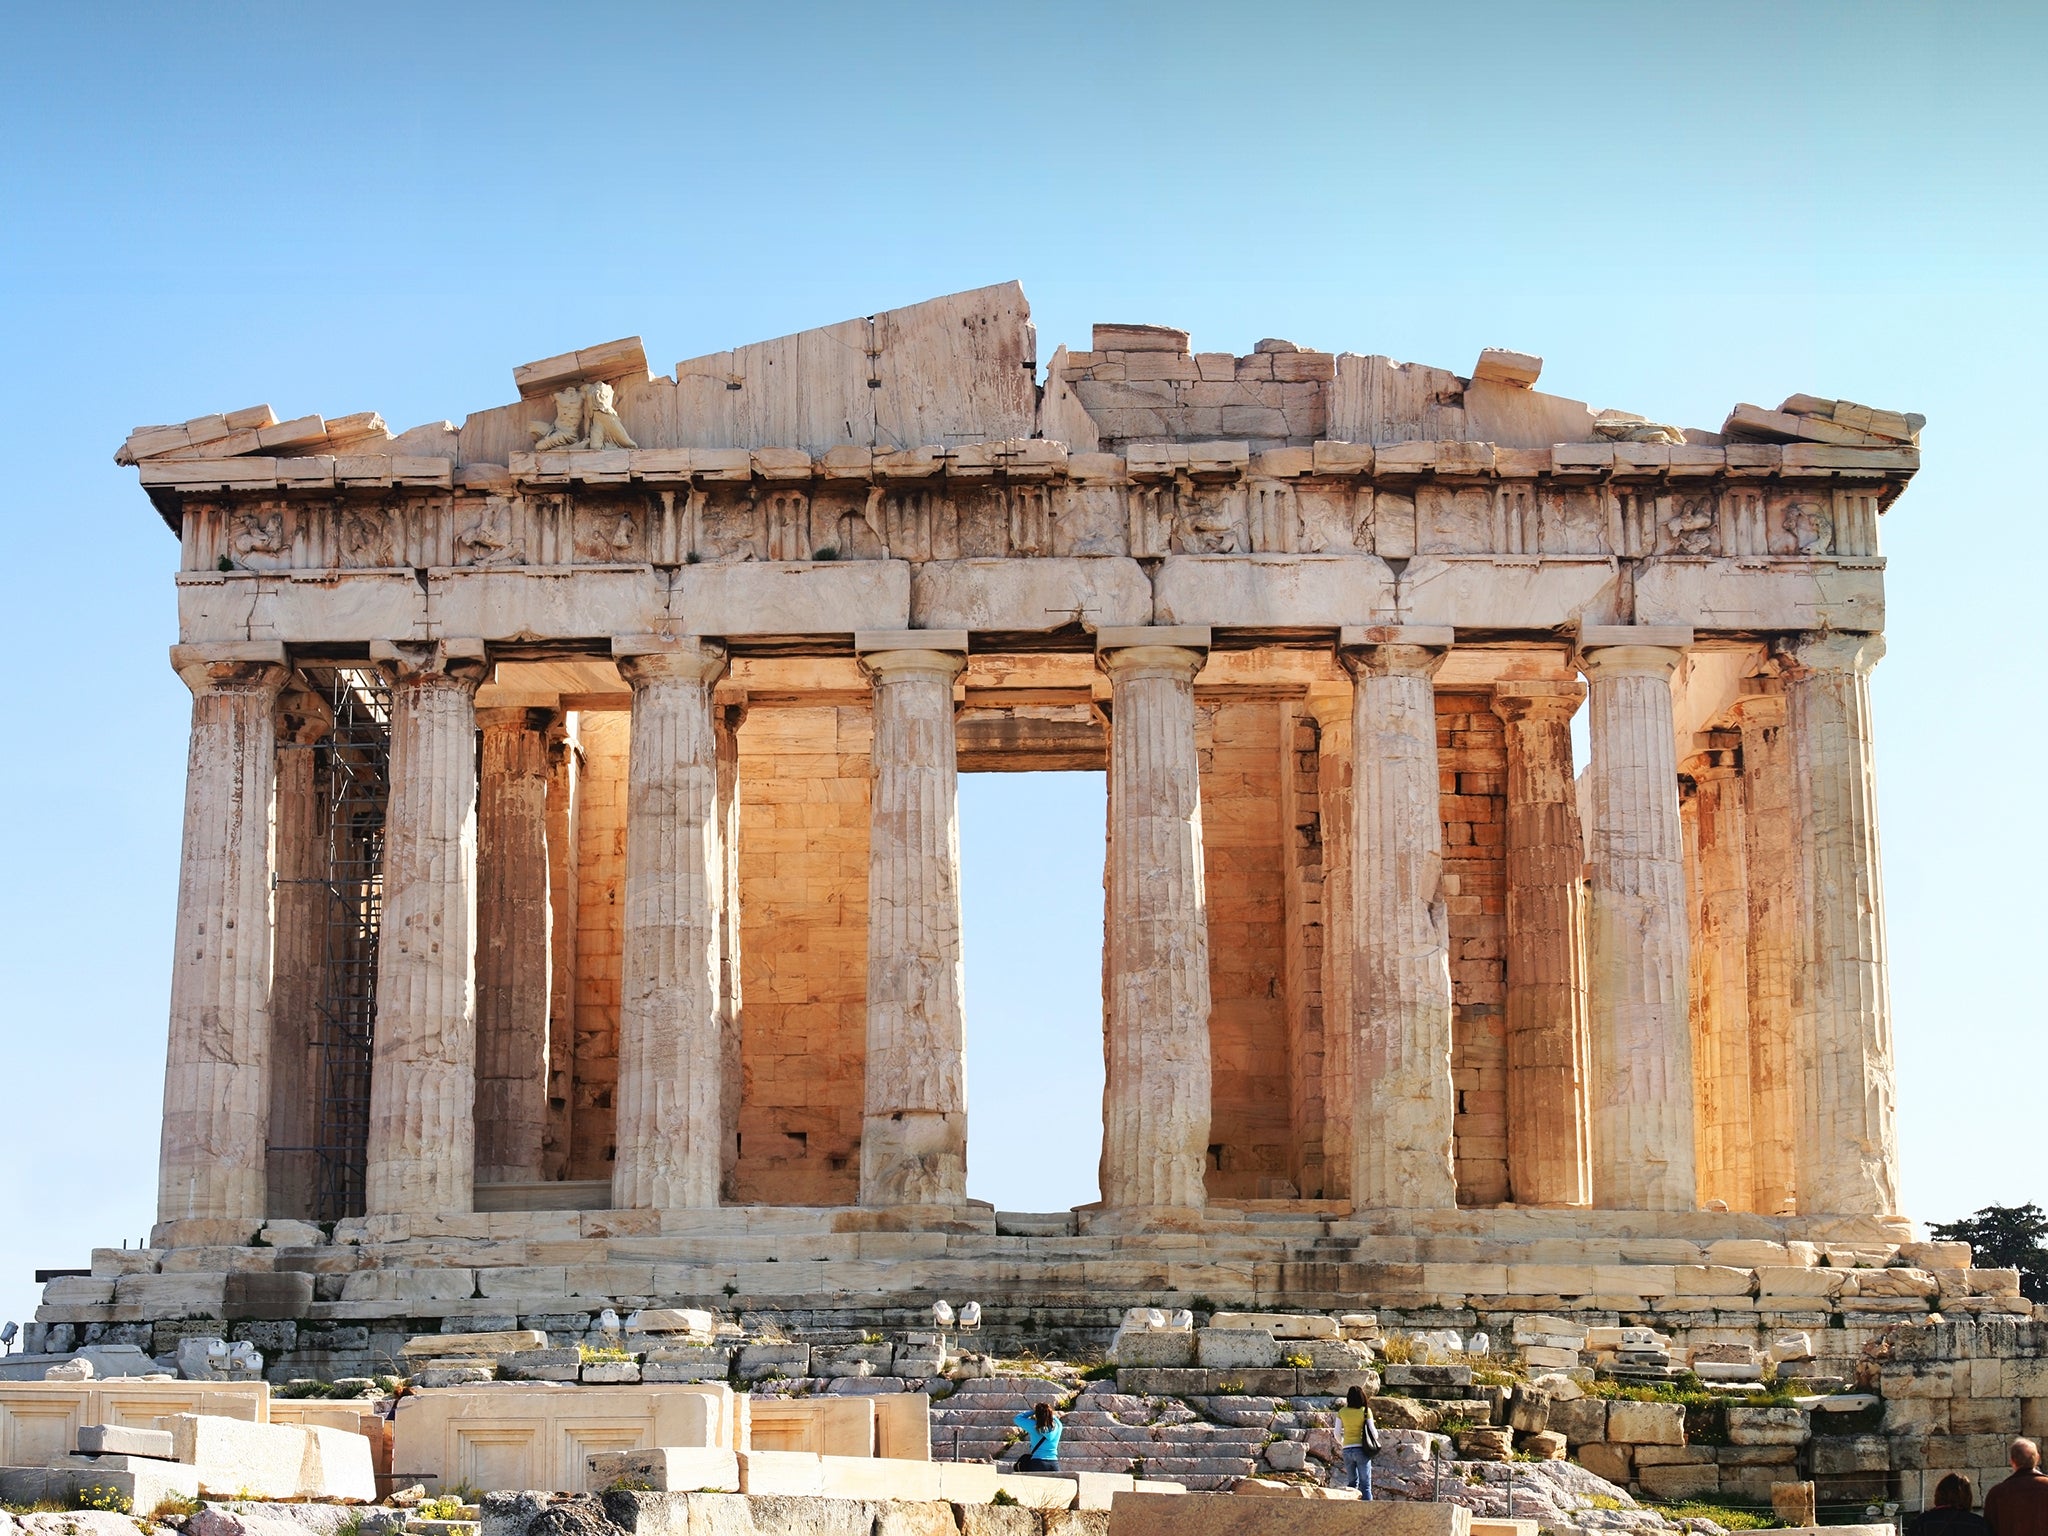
[1928,1203,2048,1304]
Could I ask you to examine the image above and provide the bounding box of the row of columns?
[157,623,1900,1230]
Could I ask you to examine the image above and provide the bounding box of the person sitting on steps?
[1013,1401,1063,1473]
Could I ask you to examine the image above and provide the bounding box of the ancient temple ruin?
[70,281,1939,1336]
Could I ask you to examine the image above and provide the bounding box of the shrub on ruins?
[1931,1201,2048,1302]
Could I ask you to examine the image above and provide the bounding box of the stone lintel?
[1337,624,1455,651]
[168,640,288,671]
[855,629,968,655]
[1579,625,1694,652]
[612,633,726,658]
[370,637,487,667]
[1095,625,1210,653]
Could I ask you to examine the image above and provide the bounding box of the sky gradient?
[1,1,2041,1337]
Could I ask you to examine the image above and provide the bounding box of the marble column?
[267,683,332,1220]
[1727,689,1800,1214]
[1491,680,1590,1208]
[1682,740,1756,1211]
[611,637,729,1211]
[473,707,555,1185]
[1098,627,1213,1215]
[1578,627,1697,1211]
[858,633,970,1208]
[715,700,746,1201]
[158,642,290,1228]
[1340,626,1457,1211]
[1784,633,1900,1215]
[541,717,580,1181]
[365,639,488,1217]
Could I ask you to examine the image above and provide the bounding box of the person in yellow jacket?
[1338,1384,1381,1498]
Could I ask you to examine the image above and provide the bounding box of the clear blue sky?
[2,2,2041,1337]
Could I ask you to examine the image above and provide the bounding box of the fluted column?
[158,643,290,1228]
[473,707,555,1185]
[1098,627,1212,1215]
[858,632,969,1208]
[1492,680,1590,1207]
[1306,692,1353,1204]
[1340,626,1457,1210]
[1578,627,1697,1211]
[267,684,332,1220]
[541,717,580,1180]
[1784,633,1900,1215]
[612,637,729,1211]
[365,638,488,1217]
[715,700,746,1201]
[1727,688,1799,1214]
[1681,742,1756,1210]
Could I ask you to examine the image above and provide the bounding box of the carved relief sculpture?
[1665,497,1716,556]
[1785,500,1834,555]
[457,495,526,566]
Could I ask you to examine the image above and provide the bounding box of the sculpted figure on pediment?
[529,380,639,452]
[456,494,526,566]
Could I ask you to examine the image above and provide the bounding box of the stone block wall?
[1196,701,1292,1198]
[570,710,628,1179]
[1437,693,1509,1206]
[1055,331,1334,452]
[732,704,872,1205]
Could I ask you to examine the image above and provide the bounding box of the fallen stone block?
[1196,1330,1283,1369]
[1115,1332,1196,1368]
[400,1329,547,1358]
[587,1447,740,1493]
[4,1458,201,1514]
[78,1424,175,1459]
[1210,1314,1339,1340]
[498,1348,582,1382]
[993,1471,1080,1508]
[627,1308,715,1335]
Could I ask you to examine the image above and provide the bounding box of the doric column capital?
[476,705,559,734]
[170,641,290,700]
[1492,678,1585,726]
[370,637,489,690]
[1779,630,1885,679]
[1576,625,1692,681]
[1723,690,1787,730]
[276,682,333,746]
[1338,624,1453,681]
[857,629,968,685]
[613,635,729,688]
[1097,625,1209,686]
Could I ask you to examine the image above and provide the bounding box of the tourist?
[1013,1402,1062,1472]
[1985,1439,2048,1536]
[1339,1384,1381,1498]
[1913,1475,1993,1536]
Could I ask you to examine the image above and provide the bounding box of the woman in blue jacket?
[1013,1402,1062,1472]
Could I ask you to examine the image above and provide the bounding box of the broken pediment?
[112,281,1923,483]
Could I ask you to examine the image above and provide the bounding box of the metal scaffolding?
[302,666,391,1221]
